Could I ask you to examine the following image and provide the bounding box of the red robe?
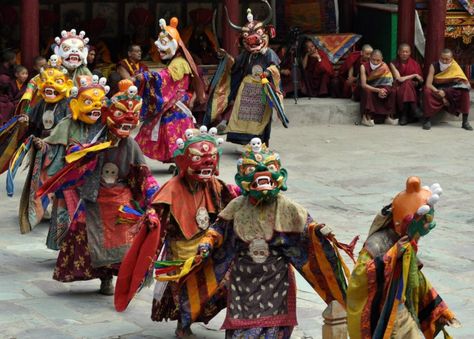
[304,50,334,97]
[423,62,471,118]
[338,51,362,99]
[117,58,149,77]
[391,57,422,112]
[360,62,396,118]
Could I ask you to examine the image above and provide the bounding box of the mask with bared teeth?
[102,79,141,138]
[173,128,223,184]
[69,75,109,125]
[235,138,288,204]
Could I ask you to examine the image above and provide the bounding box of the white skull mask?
[42,109,55,130]
[54,37,88,71]
[248,238,269,263]
[101,162,119,184]
[155,34,178,60]
[250,137,262,153]
[185,129,194,140]
[200,125,208,135]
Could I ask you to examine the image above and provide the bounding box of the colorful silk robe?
[114,176,237,323]
[177,194,349,332]
[135,56,195,163]
[20,117,104,247]
[52,137,159,282]
[347,214,455,339]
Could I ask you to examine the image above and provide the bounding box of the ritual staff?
[337,44,373,100]
[347,177,460,339]
[115,129,236,337]
[117,45,149,80]
[422,49,472,130]
[360,50,396,126]
[301,38,335,97]
[390,43,423,125]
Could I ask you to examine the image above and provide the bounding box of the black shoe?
[462,121,473,131]
[399,114,408,126]
[422,119,431,130]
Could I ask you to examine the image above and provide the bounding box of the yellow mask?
[37,67,73,103]
[69,87,107,124]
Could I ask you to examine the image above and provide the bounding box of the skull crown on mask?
[37,55,73,103]
[102,79,142,138]
[225,0,274,54]
[173,128,223,184]
[235,138,288,204]
[54,29,90,70]
[69,75,110,125]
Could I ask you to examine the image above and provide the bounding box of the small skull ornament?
[208,127,218,137]
[200,125,208,135]
[195,207,210,230]
[250,137,262,153]
[70,87,78,97]
[127,85,138,98]
[248,238,269,263]
[185,129,194,140]
[101,162,119,184]
[50,54,59,67]
[176,138,185,149]
[42,109,55,130]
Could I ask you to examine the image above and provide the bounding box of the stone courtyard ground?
[1,118,473,338]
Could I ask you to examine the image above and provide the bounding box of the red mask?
[102,87,142,138]
[175,139,220,183]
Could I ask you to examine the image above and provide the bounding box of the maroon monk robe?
[279,47,307,97]
[360,62,396,119]
[305,49,334,97]
[423,62,471,118]
[392,57,423,112]
[337,51,361,99]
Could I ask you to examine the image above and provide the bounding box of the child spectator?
[10,65,28,104]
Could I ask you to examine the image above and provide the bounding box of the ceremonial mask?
[69,75,109,125]
[37,55,73,103]
[155,18,180,60]
[174,127,223,183]
[54,29,89,70]
[102,80,141,138]
[225,0,275,55]
[235,137,287,204]
[391,176,442,239]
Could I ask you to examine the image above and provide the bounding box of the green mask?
[235,139,288,204]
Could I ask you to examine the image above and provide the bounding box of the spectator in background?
[0,50,17,79]
[0,74,15,125]
[87,46,98,73]
[10,65,28,104]
[31,56,47,78]
[117,44,149,80]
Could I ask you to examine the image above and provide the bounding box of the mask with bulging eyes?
[101,162,119,184]
[42,109,55,130]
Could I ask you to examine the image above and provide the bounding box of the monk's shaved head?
[371,49,383,59]
[398,43,411,52]
[441,48,453,57]
[361,44,373,53]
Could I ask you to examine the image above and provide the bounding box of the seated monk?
[116,44,149,80]
[390,43,423,125]
[360,50,397,126]
[422,48,472,131]
[337,44,373,100]
[301,39,335,97]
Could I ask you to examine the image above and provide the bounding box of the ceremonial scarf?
[434,60,468,84]
[365,62,393,87]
